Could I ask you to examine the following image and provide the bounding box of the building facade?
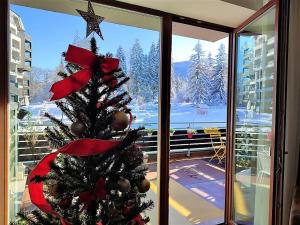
[9,10,32,220]
[239,33,274,115]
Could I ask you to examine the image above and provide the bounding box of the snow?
[20,102,272,131]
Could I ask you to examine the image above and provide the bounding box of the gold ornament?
[71,121,85,136]
[111,111,129,131]
[118,178,131,192]
[138,179,150,193]
[48,183,59,198]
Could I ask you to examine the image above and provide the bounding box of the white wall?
[283,0,300,224]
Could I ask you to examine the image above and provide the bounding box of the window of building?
[12,39,20,49]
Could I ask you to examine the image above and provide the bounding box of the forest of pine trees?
[29,38,228,106]
[123,40,228,106]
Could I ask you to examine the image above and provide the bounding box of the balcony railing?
[16,121,271,169]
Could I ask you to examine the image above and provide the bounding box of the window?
[12,39,20,49]
[8,2,161,224]
[11,50,20,62]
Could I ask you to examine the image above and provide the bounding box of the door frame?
[0,0,289,225]
[226,0,288,224]
[0,0,9,224]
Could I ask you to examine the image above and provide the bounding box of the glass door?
[169,22,229,225]
[230,2,278,225]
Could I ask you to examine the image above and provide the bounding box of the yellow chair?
[204,127,226,164]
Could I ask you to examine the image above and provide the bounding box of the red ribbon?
[28,139,120,215]
[50,45,119,101]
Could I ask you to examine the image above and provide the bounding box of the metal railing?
[17,121,225,163]
[17,121,272,164]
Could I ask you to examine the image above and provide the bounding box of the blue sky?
[11,4,228,70]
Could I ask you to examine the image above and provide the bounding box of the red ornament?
[102,74,118,88]
[79,178,107,209]
[96,101,103,109]
[58,198,72,209]
[131,214,145,225]
[50,45,119,100]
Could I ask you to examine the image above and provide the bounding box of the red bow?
[79,178,107,210]
[28,139,120,215]
[50,45,119,101]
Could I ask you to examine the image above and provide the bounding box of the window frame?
[0,0,288,225]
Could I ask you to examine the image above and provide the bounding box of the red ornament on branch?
[50,45,119,101]
[79,178,107,210]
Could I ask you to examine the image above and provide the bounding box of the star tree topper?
[76,0,104,40]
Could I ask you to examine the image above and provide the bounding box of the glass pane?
[233,7,276,225]
[8,2,160,224]
[169,22,229,225]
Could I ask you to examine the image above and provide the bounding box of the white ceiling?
[11,0,258,42]
[118,0,256,27]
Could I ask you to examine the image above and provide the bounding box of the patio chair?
[204,127,226,164]
[257,150,270,183]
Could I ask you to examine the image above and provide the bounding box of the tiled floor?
[147,157,225,225]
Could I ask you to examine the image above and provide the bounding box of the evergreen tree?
[206,52,215,77]
[140,53,150,102]
[188,41,210,104]
[146,41,160,102]
[72,32,90,50]
[12,38,153,225]
[129,40,144,99]
[210,43,227,104]
[116,46,127,74]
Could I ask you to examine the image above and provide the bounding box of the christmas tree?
[12,36,153,225]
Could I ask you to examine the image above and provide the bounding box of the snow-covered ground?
[20,102,272,131]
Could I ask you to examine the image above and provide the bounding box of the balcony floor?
[146,157,225,225]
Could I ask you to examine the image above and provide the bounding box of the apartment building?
[8,10,32,218]
[253,34,274,113]
[239,33,274,114]
[238,42,255,109]
[10,10,31,107]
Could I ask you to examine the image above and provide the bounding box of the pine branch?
[44,127,67,148]
[55,101,76,123]
[44,112,76,141]
[57,71,68,79]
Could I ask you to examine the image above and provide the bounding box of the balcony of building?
[24,40,31,51]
